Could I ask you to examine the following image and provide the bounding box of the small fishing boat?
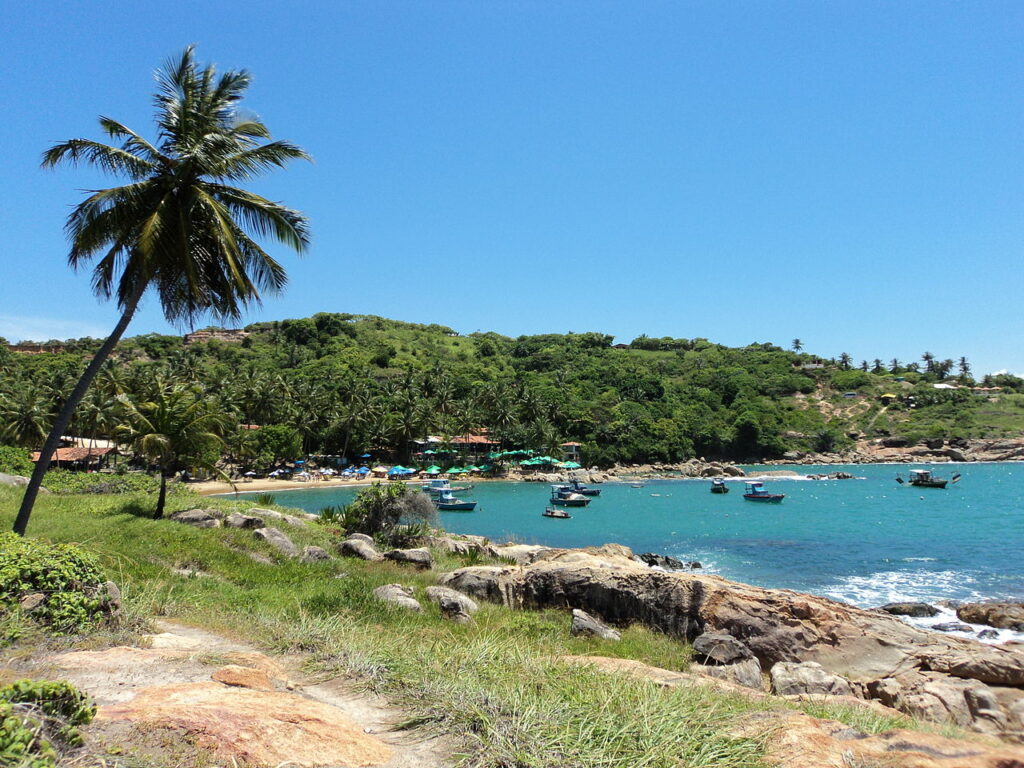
[629,483,646,489]
[542,507,571,519]
[422,478,474,495]
[433,491,477,511]
[710,479,729,494]
[550,486,590,507]
[896,469,959,489]
[742,481,784,503]
[566,480,601,496]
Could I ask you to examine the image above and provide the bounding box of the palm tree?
[838,353,852,370]
[958,356,972,380]
[791,339,803,353]
[14,48,310,535]
[0,386,53,449]
[117,384,229,518]
[921,351,935,373]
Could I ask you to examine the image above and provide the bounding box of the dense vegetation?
[2,314,1023,472]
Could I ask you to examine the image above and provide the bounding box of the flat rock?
[300,545,331,563]
[692,632,754,665]
[771,661,854,697]
[212,665,273,691]
[932,622,975,633]
[493,544,550,564]
[570,609,620,641]
[372,584,422,612]
[425,586,479,614]
[225,512,264,529]
[344,532,375,545]
[879,601,939,617]
[383,548,433,569]
[337,538,382,561]
[253,527,298,558]
[98,682,392,767]
[169,509,224,528]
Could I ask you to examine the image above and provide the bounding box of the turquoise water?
[231,463,1024,610]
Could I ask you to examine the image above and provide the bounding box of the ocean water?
[231,462,1024,641]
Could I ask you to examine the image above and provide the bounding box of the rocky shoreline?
[431,539,1024,742]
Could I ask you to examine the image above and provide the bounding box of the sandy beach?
[191,476,387,496]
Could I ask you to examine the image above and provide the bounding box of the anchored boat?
[550,485,590,507]
[896,469,959,489]
[433,491,477,511]
[742,481,784,503]
[710,479,729,494]
[542,507,572,519]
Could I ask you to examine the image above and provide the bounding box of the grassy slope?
[1,487,921,767]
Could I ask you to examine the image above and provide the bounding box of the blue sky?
[2,2,1021,374]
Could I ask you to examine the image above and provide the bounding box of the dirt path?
[32,619,454,768]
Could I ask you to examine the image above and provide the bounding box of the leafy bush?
[0,533,115,637]
[252,492,277,506]
[42,469,188,496]
[0,446,33,476]
[337,482,436,537]
[0,679,95,766]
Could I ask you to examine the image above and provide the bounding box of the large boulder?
[253,527,298,558]
[958,603,1024,631]
[438,597,473,624]
[879,602,939,618]
[438,548,1024,736]
[383,548,433,570]
[425,586,479,614]
[692,658,763,691]
[493,544,550,564]
[337,538,382,561]
[372,584,422,612]
[770,661,854,697]
[169,509,224,528]
[637,553,686,570]
[570,609,620,641]
[344,532,375,545]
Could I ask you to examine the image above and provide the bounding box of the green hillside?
[2,314,1022,467]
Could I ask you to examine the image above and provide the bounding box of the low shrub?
[0,679,95,767]
[42,469,189,496]
[0,533,116,638]
[0,446,33,476]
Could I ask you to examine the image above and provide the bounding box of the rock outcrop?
[247,507,313,527]
[99,682,392,767]
[439,546,1024,737]
[770,661,853,697]
[225,512,264,529]
[300,545,331,563]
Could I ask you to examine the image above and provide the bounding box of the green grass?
[0,487,940,767]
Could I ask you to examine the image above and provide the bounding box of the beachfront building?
[560,442,582,463]
[411,431,499,464]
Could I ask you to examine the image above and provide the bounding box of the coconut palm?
[14,47,310,535]
[117,384,229,518]
[0,386,54,449]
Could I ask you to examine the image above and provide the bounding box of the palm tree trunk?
[154,473,168,520]
[12,283,146,536]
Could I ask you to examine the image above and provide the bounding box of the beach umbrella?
[425,465,441,474]
[561,461,581,469]
[357,467,369,474]
[244,471,257,477]
[477,464,493,473]
[359,453,371,458]
[448,467,467,474]
[423,449,436,455]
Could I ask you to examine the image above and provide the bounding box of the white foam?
[822,569,1024,645]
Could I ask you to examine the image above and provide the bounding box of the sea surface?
[231,462,1024,641]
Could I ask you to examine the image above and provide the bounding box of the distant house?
[183,328,249,345]
[932,383,961,390]
[879,393,898,405]
[612,343,630,350]
[31,445,117,470]
[560,442,582,462]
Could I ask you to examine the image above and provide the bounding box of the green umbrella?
[477,464,493,472]
[448,466,467,474]
[561,461,581,469]
[425,465,441,474]
[423,449,436,455]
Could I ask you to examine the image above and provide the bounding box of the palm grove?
[6,50,1024,535]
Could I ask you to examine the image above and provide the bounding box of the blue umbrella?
[357,467,369,474]
[359,453,371,458]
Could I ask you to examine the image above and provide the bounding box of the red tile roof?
[31,446,117,463]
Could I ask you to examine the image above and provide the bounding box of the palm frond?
[42,139,155,179]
